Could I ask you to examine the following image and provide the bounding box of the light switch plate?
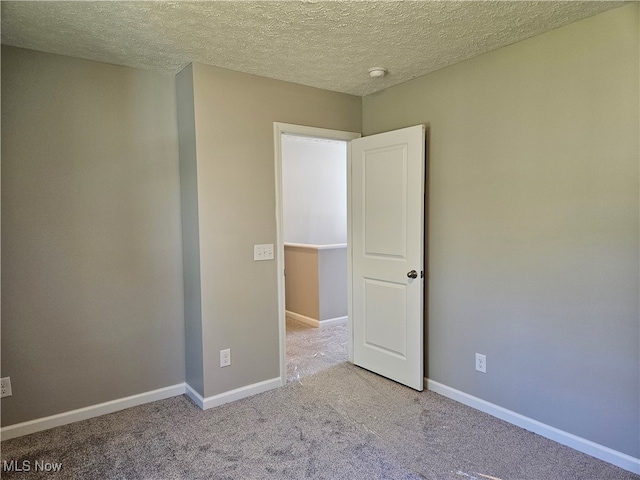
[254,244,274,261]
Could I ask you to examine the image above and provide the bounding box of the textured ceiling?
[1,1,627,96]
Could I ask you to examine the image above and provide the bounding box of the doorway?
[275,123,426,390]
[274,123,361,386]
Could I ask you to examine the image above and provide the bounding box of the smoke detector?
[368,67,387,78]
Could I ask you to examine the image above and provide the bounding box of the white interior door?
[349,125,425,391]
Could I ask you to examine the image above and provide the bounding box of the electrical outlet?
[1,377,13,398]
[475,353,486,373]
[220,349,231,367]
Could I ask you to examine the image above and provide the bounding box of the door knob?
[407,270,418,279]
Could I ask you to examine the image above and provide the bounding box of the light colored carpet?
[1,324,637,479]
[286,316,348,384]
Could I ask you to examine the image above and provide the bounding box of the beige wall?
[176,64,204,395]
[181,63,361,397]
[1,47,186,426]
[318,247,348,321]
[363,4,639,457]
[284,245,347,323]
[284,246,320,320]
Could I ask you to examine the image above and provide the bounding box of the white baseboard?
[286,311,347,328]
[185,377,282,410]
[319,315,348,327]
[3,376,284,441]
[0,383,186,441]
[426,379,640,475]
[286,311,319,327]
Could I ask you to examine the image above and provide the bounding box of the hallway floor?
[285,316,348,383]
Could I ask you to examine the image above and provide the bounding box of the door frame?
[273,122,361,386]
